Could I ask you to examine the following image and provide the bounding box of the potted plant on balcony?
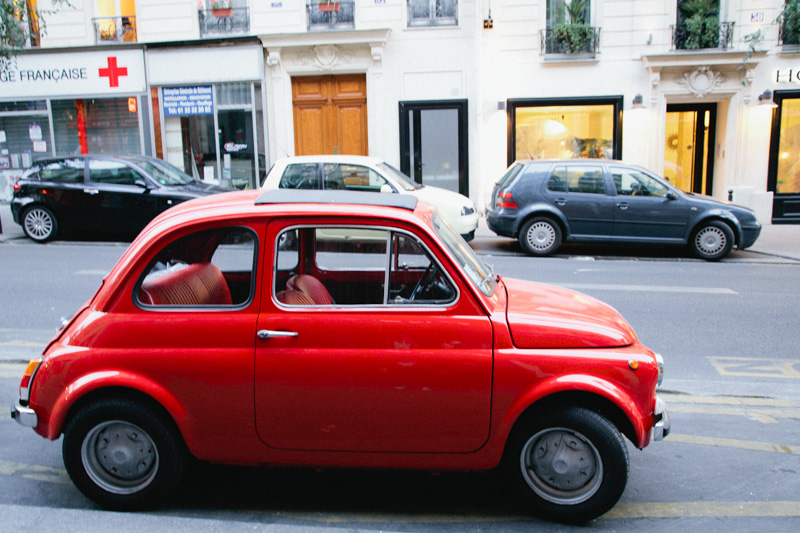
[318,0,340,12]
[678,0,720,49]
[552,0,593,54]
[778,0,800,46]
[211,1,233,17]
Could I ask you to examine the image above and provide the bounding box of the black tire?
[518,217,562,256]
[22,206,58,242]
[63,398,187,510]
[503,407,629,523]
[690,220,734,261]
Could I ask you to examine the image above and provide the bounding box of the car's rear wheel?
[63,398,187,510]
[504,407,629,523]
[22,206,58,242]
[519,217,561,256]
[690,220,734,261]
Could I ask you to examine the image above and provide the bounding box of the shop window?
[51,98,141,156]
[507,97,622,164]
[775,96,800,195]
[0,111,50,170]
[408,0,458,27]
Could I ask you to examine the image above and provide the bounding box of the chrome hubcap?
[520,428,602,505]
[81,421,158,494]
[695,226,726,255]
[24,209,53,240]
[526,222,556,252]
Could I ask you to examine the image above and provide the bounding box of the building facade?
[2,1,799,224]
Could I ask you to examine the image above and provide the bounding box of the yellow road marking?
[666,404,800,424]
[0,459,70,485]
[606,501,800,518]
[708,356,800,379]
[667,433,800,455]
[660,393,798,407]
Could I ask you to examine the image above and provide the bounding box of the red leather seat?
[139,263,232,306]
[285,274,334,305]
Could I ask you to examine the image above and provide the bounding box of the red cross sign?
[99,57,128,88]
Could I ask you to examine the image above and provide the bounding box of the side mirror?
[380,184,395,194]
[665,191,676,201]
[135,178,150,189]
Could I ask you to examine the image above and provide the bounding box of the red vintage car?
[11,189,669,522]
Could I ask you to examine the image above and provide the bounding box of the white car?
[262,156,479,240]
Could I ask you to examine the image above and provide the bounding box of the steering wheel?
[409,263,438,301]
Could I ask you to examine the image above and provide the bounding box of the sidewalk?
[3,202,800,262]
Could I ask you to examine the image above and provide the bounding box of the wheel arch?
[504,390,640,453]
[689,212,742,246]
[514,206,569,240]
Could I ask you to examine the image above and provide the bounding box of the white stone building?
[2,1,799,223]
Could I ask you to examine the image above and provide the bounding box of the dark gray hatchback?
[11,155,232,242]
[486,160,761,261]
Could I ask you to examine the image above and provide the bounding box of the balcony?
[198,8,250,38]
[671,21,734,50]
[93,16,137,44]
[307,1,355,31]
[407,0,458,27]
[779,17,800,48]
[540,26,600,57]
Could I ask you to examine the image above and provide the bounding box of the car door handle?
[257,329,298,339]
[616,202,629,210]
[556,198,567,206]
[83,189,99,195]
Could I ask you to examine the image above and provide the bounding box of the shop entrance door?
[399,101,468,196]
[292,74,368,155]
[664,103,716,195]
[768,91,800,223]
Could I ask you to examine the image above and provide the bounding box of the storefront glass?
[158,82,259,189]
[0,101,50,171]
[513,102,616,160]
[776,97,800,195]
[51,98,141,156]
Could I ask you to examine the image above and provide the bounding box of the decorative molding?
[677,66,725,98]
[266,48,282,80]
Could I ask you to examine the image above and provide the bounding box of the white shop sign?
[0,50,146,98]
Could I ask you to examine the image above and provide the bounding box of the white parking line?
[554,283,737,294]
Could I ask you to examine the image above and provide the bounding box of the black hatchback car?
[11,155,232,242]
[486,160,761,261]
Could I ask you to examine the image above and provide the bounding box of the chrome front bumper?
[652,395,671,441]
[10,401,38,427]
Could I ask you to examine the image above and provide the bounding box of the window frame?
[407,0,459,28]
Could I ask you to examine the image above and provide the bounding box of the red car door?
[254,221,494,453]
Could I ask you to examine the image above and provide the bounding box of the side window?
[273,226,456,307]
[278,164,318,189]
[611,167,669,198]
[323,164,389,192]
[137,227,256,307]
[89,161,144,186]
[566,166,606,195]
[547,168,568,192]
[39,159,85,183]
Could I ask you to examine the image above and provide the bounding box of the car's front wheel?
[504,407,629,523]
[690,220,734,261]
[519,217,562,256]
[63,398,187,510]
[22,206,58,242]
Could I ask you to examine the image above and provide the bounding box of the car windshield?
[132,158,195,186]
[432,212,495,296]
[377,162,421,191]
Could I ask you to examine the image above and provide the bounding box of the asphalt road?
[1,237,798,531]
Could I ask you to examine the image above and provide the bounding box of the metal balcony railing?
[671,20,734,50]
[407,0,458,27]
[93,16,137,44]
[540,26,600,55]
[307,1,355,31]
[198,7,250,38]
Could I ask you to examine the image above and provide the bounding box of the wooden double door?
[292,74,368,156]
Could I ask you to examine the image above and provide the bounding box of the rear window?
[496,163,524,188]
[279,164,319,189]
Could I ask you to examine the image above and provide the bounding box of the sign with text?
[162,86,214,116]
[0,50,146,98]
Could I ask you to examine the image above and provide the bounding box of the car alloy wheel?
[519,217,562,256]
[23,206,57,242]
[691,221,734,261]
